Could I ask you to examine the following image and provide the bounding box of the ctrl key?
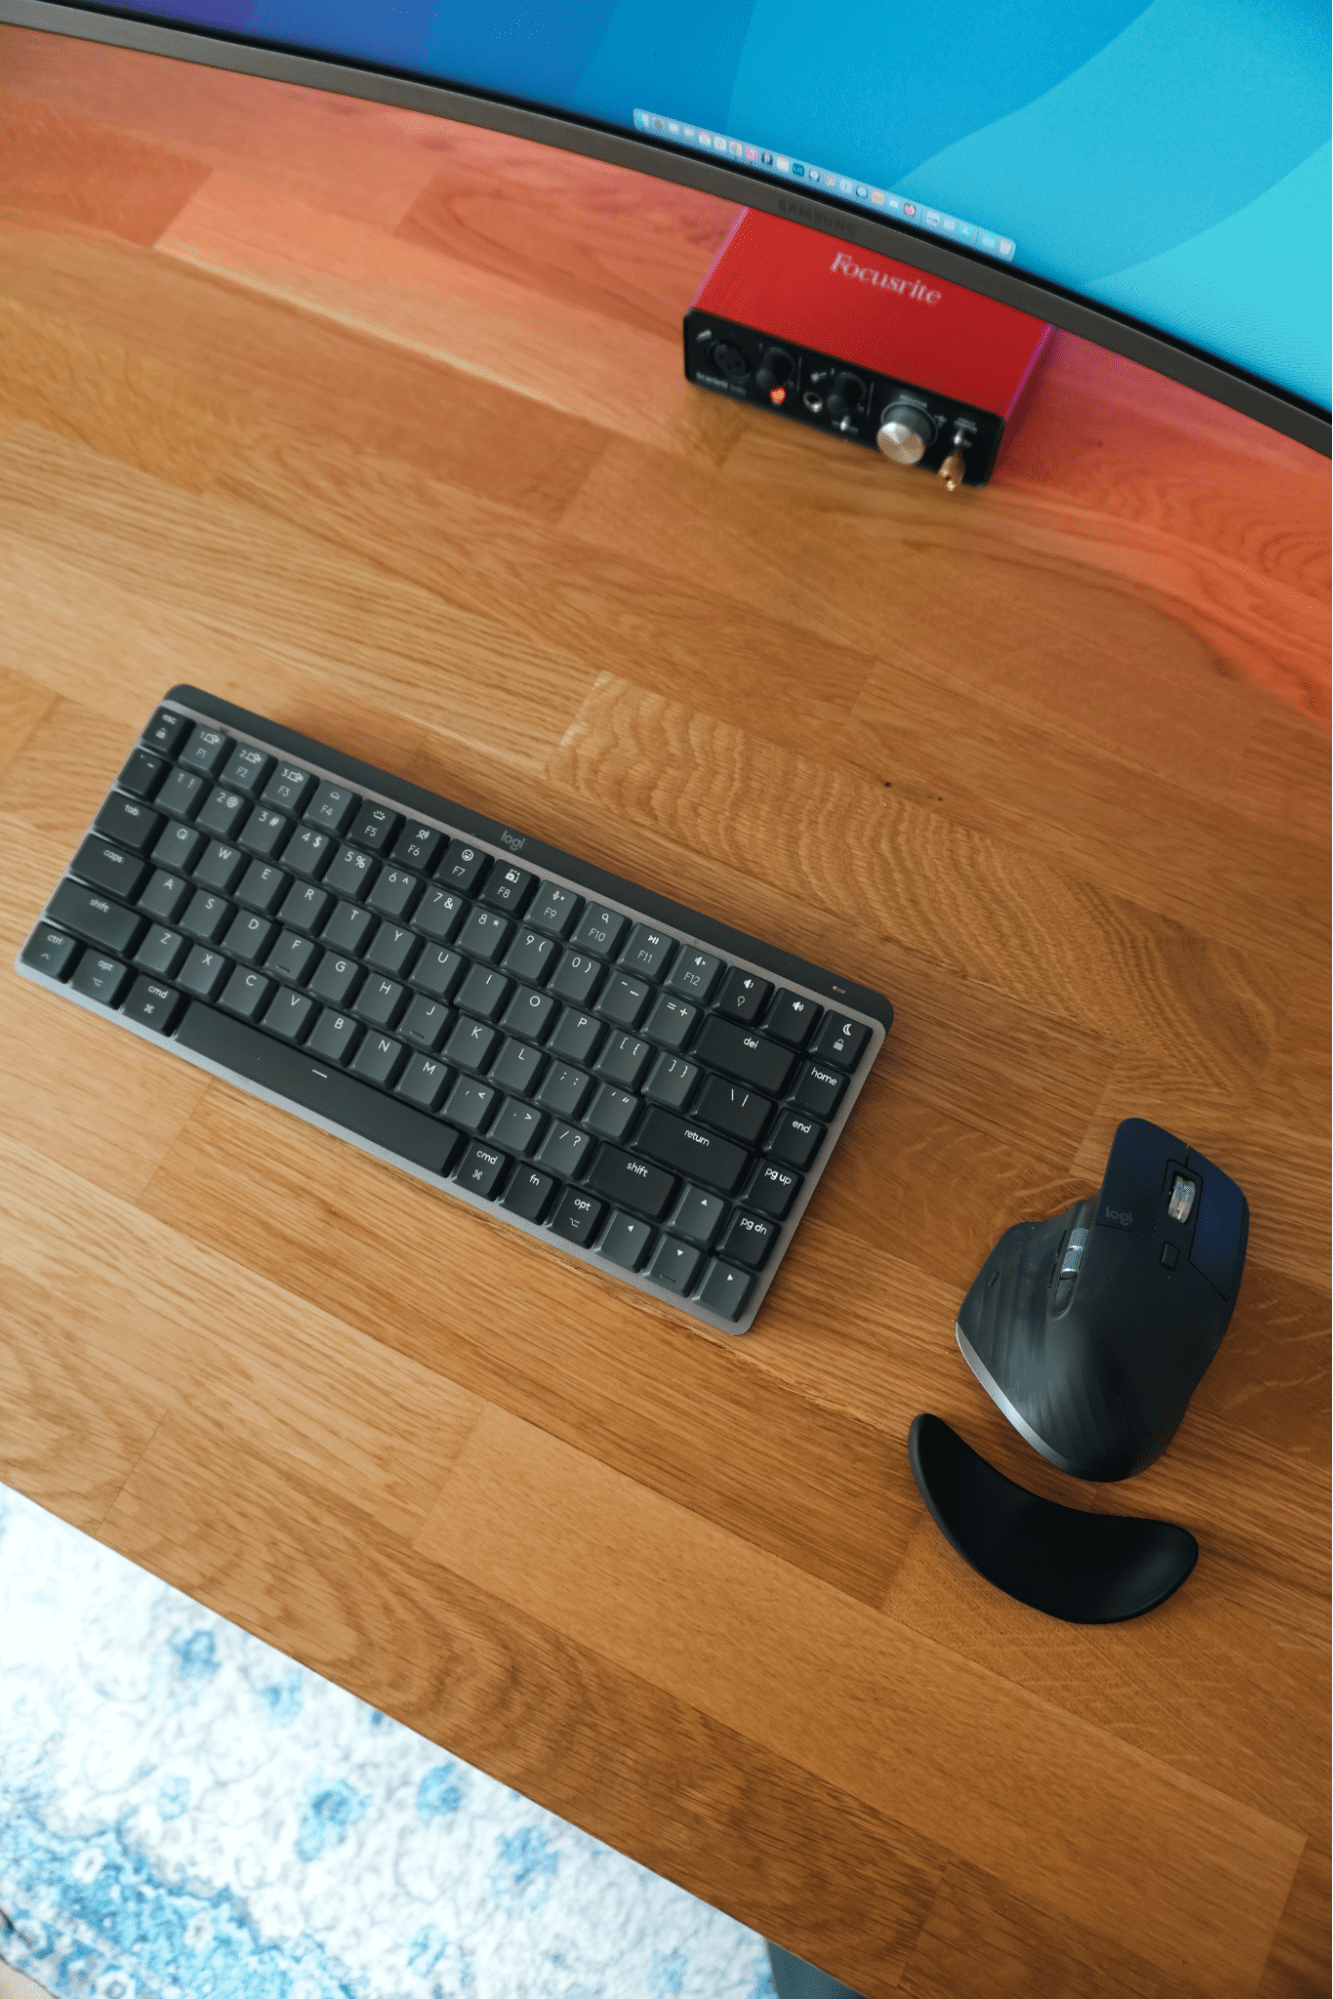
[20,925,80,982]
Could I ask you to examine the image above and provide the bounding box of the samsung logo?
[776,196,858,238]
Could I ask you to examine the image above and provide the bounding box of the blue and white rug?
[0,1485,776,1999]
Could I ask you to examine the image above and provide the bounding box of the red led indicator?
[770,386,786,404]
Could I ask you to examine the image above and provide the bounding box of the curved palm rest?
[908,1414,1198,1623]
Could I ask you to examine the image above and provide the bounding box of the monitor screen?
[18,0,1333,444]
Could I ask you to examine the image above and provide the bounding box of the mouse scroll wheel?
[1168,1174,1197,1223]
[1059,1228,1089,1278]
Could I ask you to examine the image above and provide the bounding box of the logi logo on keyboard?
[499,830,526,852]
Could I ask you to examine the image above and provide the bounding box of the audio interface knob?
[755,346,793,392]
[876,402,933,464]
[825,371,865,420]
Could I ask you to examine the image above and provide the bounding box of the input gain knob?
[876,401,934,464]
[825,371,865,420]
[754,346,793,392]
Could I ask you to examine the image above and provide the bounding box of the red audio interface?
[685,209,1051,487]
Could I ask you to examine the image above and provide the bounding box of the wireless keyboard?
[17,689,892,1334]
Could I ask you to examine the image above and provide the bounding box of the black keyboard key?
[239,807,290,861]
[236,861,288,916]
[323,846,379,902]
[789,1061,847,1119]
[266,929,319,985]
[305,782,358,835]
[350,1031,406,1088]
[584,1084,639,1144]
[399,994,452,1051]
[642,993,697,1051]
[594,1031,651,1091]
[278,881,332,935]
[20,924,79,981]
[220,967,273,1020]
[598,972,651,1029]
[481,858,534,915]
[697,1259,755,1323]
[367,868,421,922]
[669,1185,727,1246]
[455,1141,509,1199]
[618,923,675,982]
[195,787,251,842]
[364,923,420,980]
[309,952,362,1008]
[219,744,273,795]
[194,841,247,895]
[571,903,628,959]
[598,1211,655,1271]
[488,1097,546,1156]
[764,989,820,1047]
[71,836,149,902]
[444,1076,497,1134]
[356,976,406,1030]
[715,967,773,1024]
[151,820,205,874]
[263,987,317,1044]
[263,763,314,814]
[634,1108,748,1194]
[489,1037,546,1097]
[766,1109,826,1169]
[179,725,231,776]
[501,1165,557,1223]
[71,951,131,1008]
[549,1184,605,1246]
[692,1016,794,1097]
[142,706,190,757]
[396,1051,451,1109]
[444,1016,499,1074]
[548,948,604,1008]
[546,1007,604,1067]
[534,1121,593,1179]
[413,946,465,1002]
[307,1008,362,1066]
[47,880,144,957]
[417,886,467,943]
[719,1209,780,1270]
[436,838,488,893]
[393,822,443,873]
[283,826,334,881]
[743,1160,802,1220]
[534,1061,592,1120]
[177,945,230,1001]
[180,890,232,945]
[502,927,556,985]
[174,1004,462,1175]
[134,925,188,980]
[526,881,581,936]
[121,976,184,1035]
[457,906,511,964]
[586,1143,675,1219]
[138,869,192,925]
[155,767,208,820]
[646,1235,702,1296]
[224,910,276,965]
[499,985,556,1043]
[664,948,722,1005]
[457,965,511,1022]
[694,1075,773,1147]
[642,1052,699,1112]
[118,748,168,800]
[322,900,376,956]
[808,1012,871,1070]
[94,793,161,851]
[349,803,401,853]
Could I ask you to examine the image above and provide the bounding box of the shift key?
[47,878,144,957]
[635,1107,748,1194]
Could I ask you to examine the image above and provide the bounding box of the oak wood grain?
[0,24,1327,1997]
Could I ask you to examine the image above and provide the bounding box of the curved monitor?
[6,0,1330,455]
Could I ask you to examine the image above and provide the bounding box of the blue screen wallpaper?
[105,0,1330,408]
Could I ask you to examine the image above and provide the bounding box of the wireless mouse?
[956,1117,1249,1482]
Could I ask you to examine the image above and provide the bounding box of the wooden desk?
[2,28,1329,1998]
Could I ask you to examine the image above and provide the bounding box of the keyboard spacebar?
[175,1003,459,1174]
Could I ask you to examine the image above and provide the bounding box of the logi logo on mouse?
[1105,1206,1132,1225]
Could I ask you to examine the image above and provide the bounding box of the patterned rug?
[0,1485,776,1999]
